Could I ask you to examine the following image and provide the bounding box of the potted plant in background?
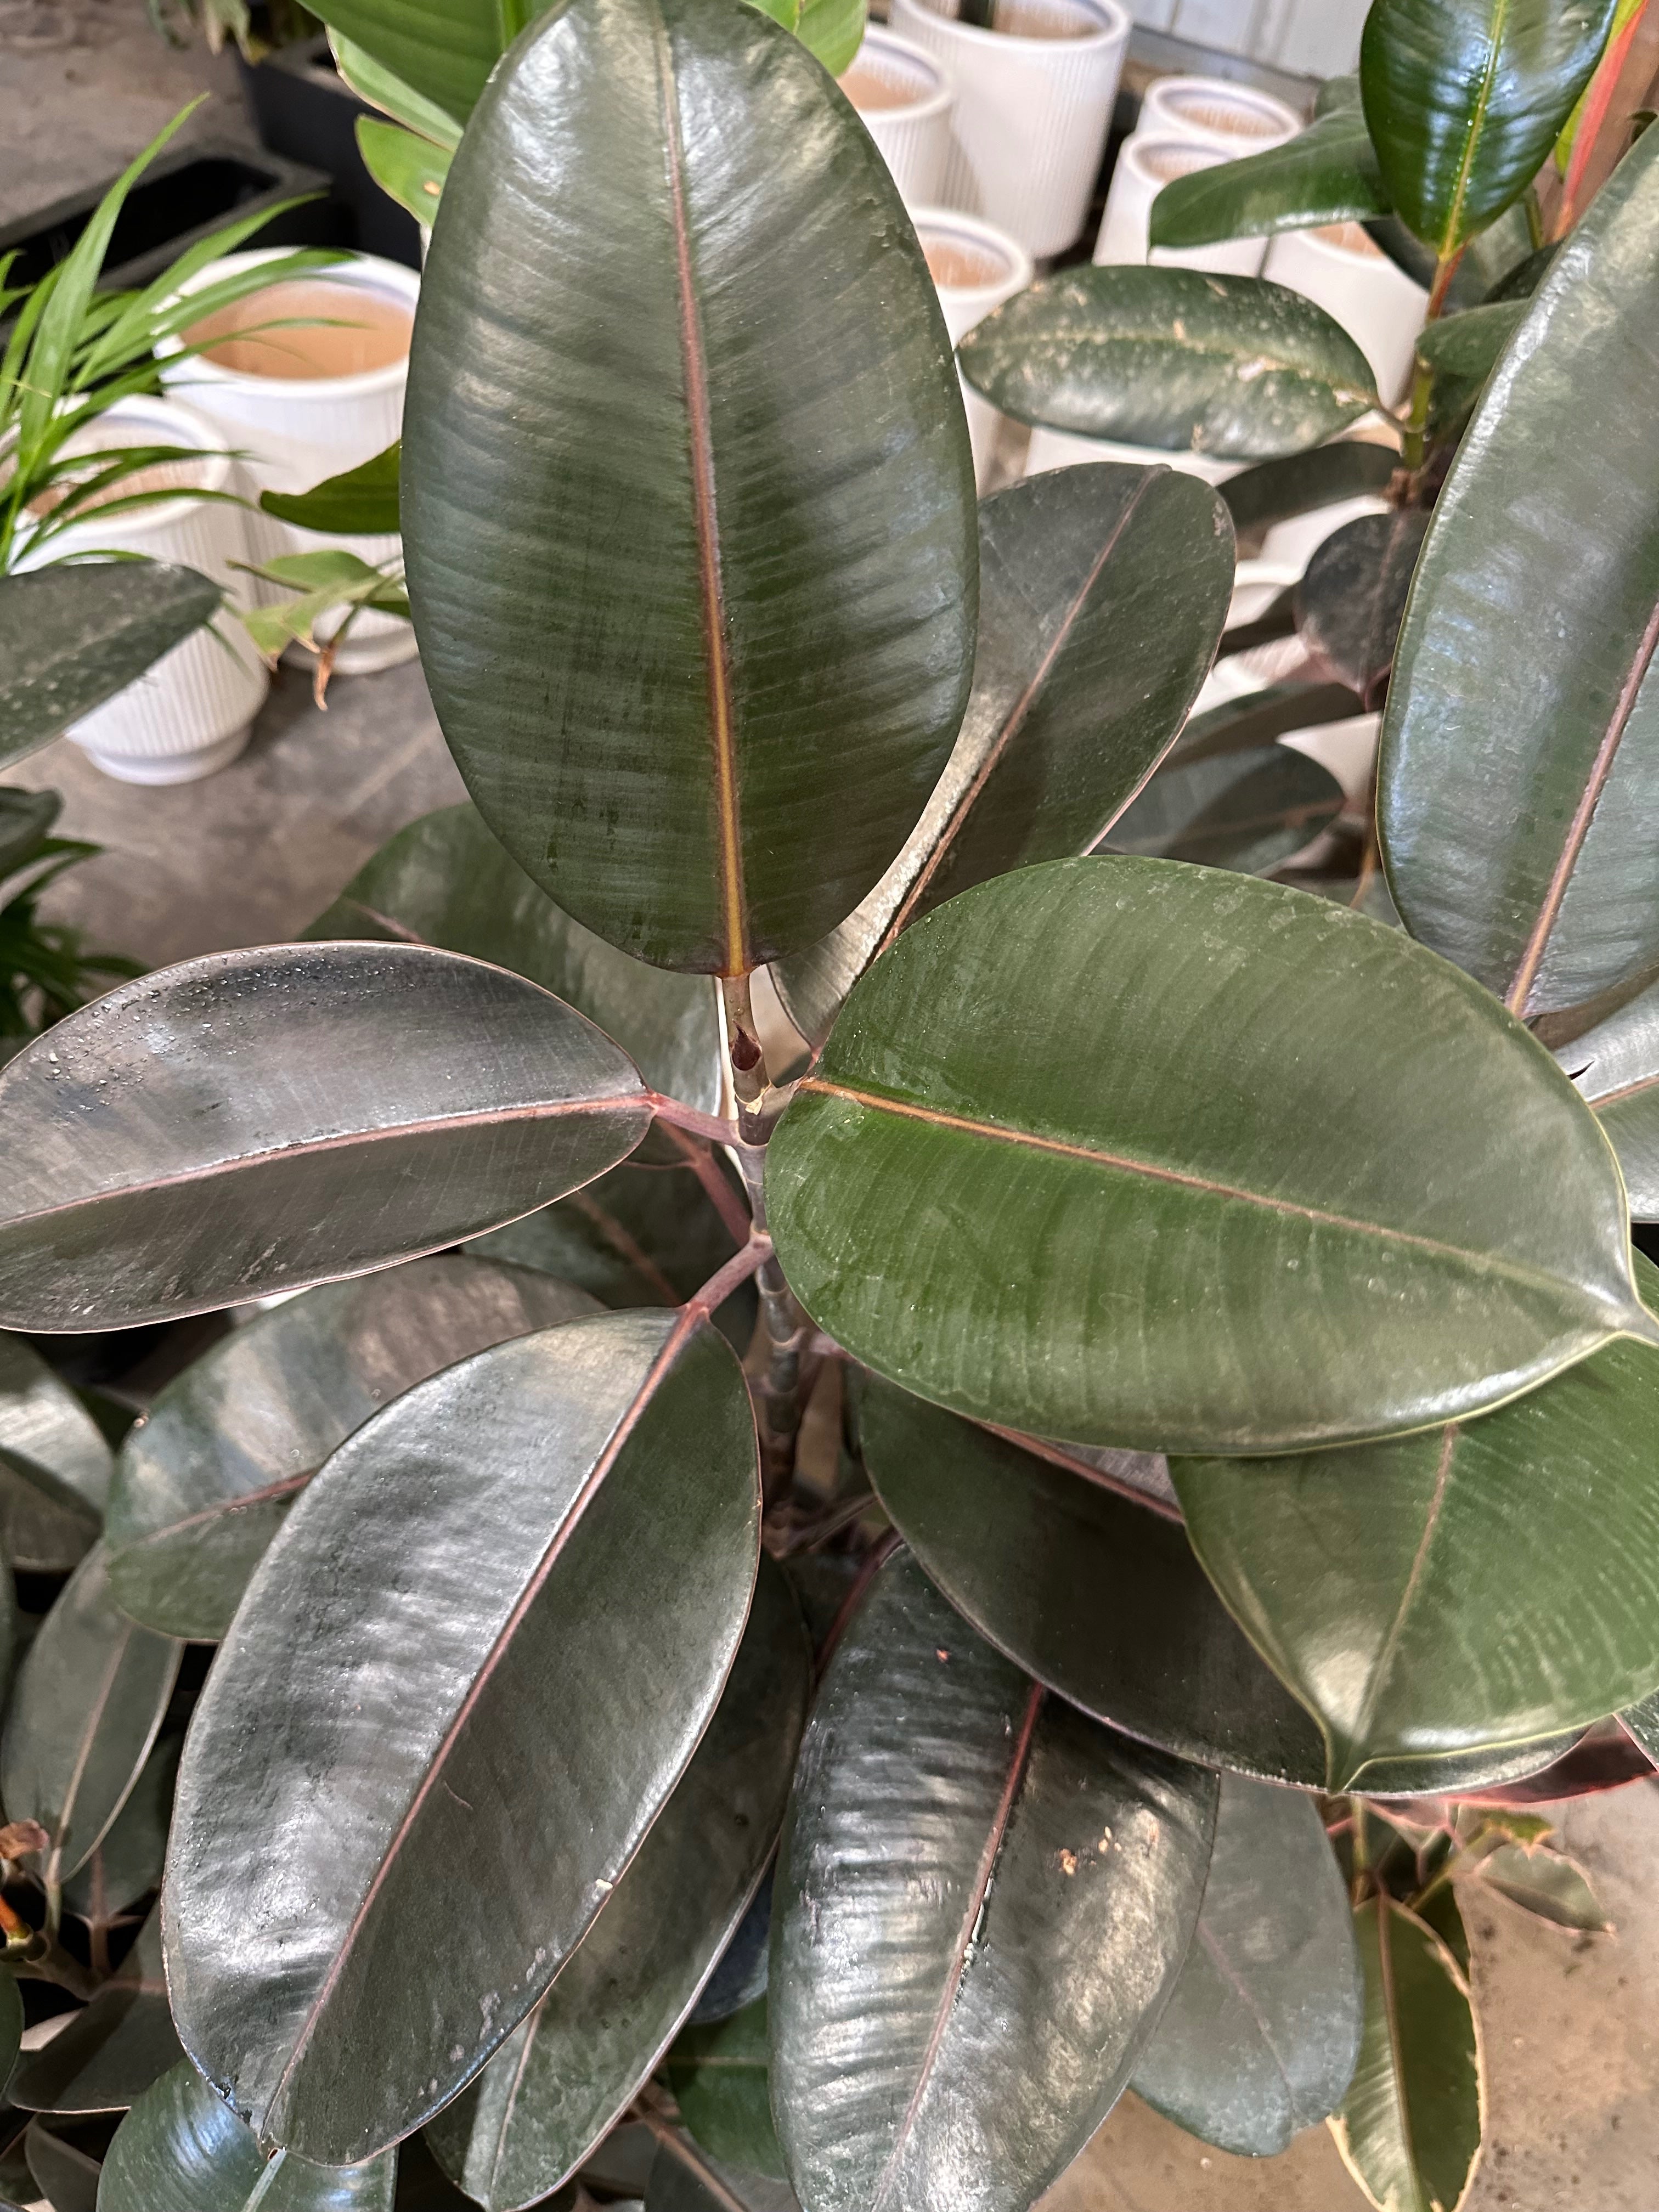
[0,12,1657,2212]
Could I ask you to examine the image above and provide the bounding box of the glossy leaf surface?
[1380,126,1659,1015]
[771,464,1234,1051]
[24,2120,98,2212]
[0,565,221,770]
[1132,1774,1362,2155]
[768,859,1646,1454]
[106,1256,598,1640]
[1361,0,1614,255]
[425,1558,808,2210]
[1174,1257,1659,1787]
[646,2138,797,2212]
[2,1547,180,1885]
[261,444,401,536]
[958,269,1376,460]
[404,0,975,974]
[1149,112,1389,252]
[1330,1900,1482,2212]
[1221,441,1398,536]
[770,1554,1217,2212]
[666,2000,785,2181]
[748,0,864,72]
[857,1380,1327,1785]
[1296,510,1430,709]
[1102,744,1344,876]
[1414,301,1527,442]
[356,118,453,225]
[0,1329,112,1572]
[99,2062,395,2212]
[305,804,724,1119]
[1559,977,1659,1218]
[1170,682,1365,768]
[61,1730,180,1927]
[0,943,650,1330]
[302,0,519,121]
[330,32,464,145]
[166,1310,761,2163]
[12,1911,181,2116]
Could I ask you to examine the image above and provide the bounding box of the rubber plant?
[0,3,1654,2212]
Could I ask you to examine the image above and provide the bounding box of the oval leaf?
[425,1557,809,2210]
[1,1546,180,1886]
[356,116,453,225]
[0,1329,112,1572]
[1102,744,1346,876]
[1149,113,1391,252]
[857,1378,1328,1786]
[99,2062,394,2212]
[330,33,464,145]
[767,859,1647,1454]
[770,463,1234,1052]
[1361,0,1615,256]
[957,269,1377,461]
[1329,1899,1483,2212]
[403,0,976,974]
[300,0,507,122]
[1380,125,1659,1016]
[769,1552,1218,2212]
[0,565,222,770]
[61,1730,180,1928]
[1173,1255,1659,1788]
[303,805,725,1121]
[1132,1774,1362,2157]
[165,1308,761,2164]
[1296,509,1430,710]
[106,1255,600,1640]
[12,1910,182,2117]
[1221,439,1399,536]
[0,943,651,1330]
[665,1999,786,2182]
[1559,976,1659,1219]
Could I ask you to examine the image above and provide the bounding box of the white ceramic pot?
[1024,424,1243,484]
[890,0,1131,260]
[1135,74,1301,155]
[16,395,268,784]
[839,27,955,212]
[913,207,1034,489]
[1093,136,1265,275]
[158,249,420,675]
[1262,223,1429,407]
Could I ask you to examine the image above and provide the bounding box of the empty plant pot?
[914,207,1034,488]
[889,0,1131,259]
[1093,137,1266,276]
[14,394,268,783]
[839,27,955,212]
[1135,74,1301,155]
[1262,224,1428,408]
[158,248,420,675]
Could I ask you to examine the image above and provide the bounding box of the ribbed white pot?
[914,207,1034,489]
[158,249,420,675]
[839,27,955,212]
[1024,424,1243,484]
[16,394,268,785]
[1093,136,1265,275]
[1135,75,1301,155]
[1262,224,1429,407]
[890,0,1131,259]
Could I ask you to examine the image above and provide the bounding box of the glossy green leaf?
[1132,1774,1362,2155]
[1174,1255,1659,1788]
[0,565,222,770]
[1102,744,1345,876]
[61,1731,180,1928]
[166,1308,761,2164]
[959,268,1376,461]
[1296,510,1430,710]
[1148,112,1390,252]
[1414,300,1527,442]
[261,443,401,537]
[424,1558,808,2210]
[1478,1841,1610,1930]
[747,0,864,74]
[1329,1899,1482,2212]
[0,1329,112,1572]
[330,33,463,144]
[646,2137,797,2212]
[770,1553,1217,2212]
[307,806,723,1121]
[1221,441,1398,537]
[1415,1880,1471,1981]
[356,119,453,227]
[1361,0,1614,256]
[1170,682,1366,767]
[1559,977,1659,1218]
[1,1547,180,1887]
[403,0,975,975]
[105,1256,599,1640]
[25,2118,99,2212]
[13,1911,181,2116]
[857,1379,1327,1785]
[303,0,520,122]
[770,464,1234,1051]
[0,943,651,1331]
[1380,113,1659,1017]
[665,1999,785,2182]
[99,2062,395,2212]
[686,1872,773,2027]
[769,859,1648,1454]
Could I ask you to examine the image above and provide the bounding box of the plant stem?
[1399,358,1434,481]
[1425,249,1465,322]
